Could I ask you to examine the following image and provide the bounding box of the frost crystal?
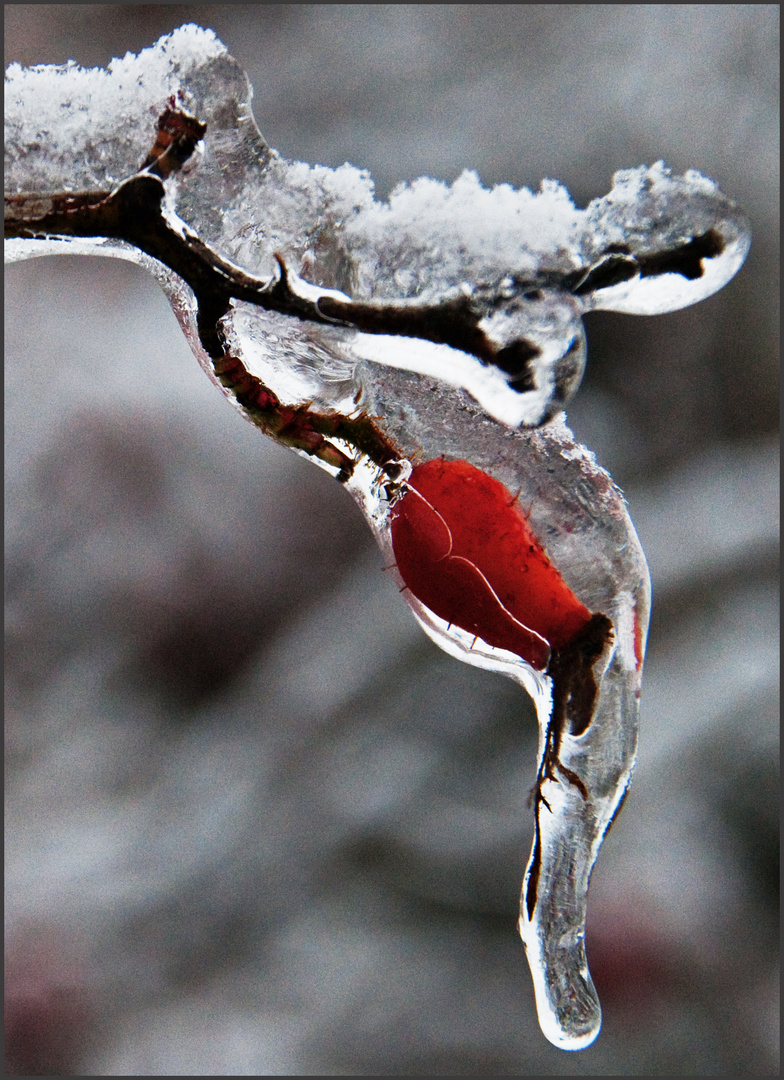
[4,26,750,1051]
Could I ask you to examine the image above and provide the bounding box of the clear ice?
[4,26,750,1050]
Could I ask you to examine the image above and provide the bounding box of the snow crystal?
[344,169,584,300]
[4,25,226,194]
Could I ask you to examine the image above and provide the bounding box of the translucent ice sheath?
[368,419,650,1051]
[518,605,646,1049]
[5,26,747,1050]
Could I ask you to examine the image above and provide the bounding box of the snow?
[4,25,226,194]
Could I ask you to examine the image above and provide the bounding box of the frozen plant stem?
[4,26,750,1050]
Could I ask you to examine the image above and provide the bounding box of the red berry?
[390,458,593,670]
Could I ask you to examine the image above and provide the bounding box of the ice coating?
[4,26,750,430]
[367,391,648,1051]
[5,27,746,1050]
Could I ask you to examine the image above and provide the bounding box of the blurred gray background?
[5,5,779,1075]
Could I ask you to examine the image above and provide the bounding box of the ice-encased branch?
[5,25,750,433]
[3,164,577,411]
